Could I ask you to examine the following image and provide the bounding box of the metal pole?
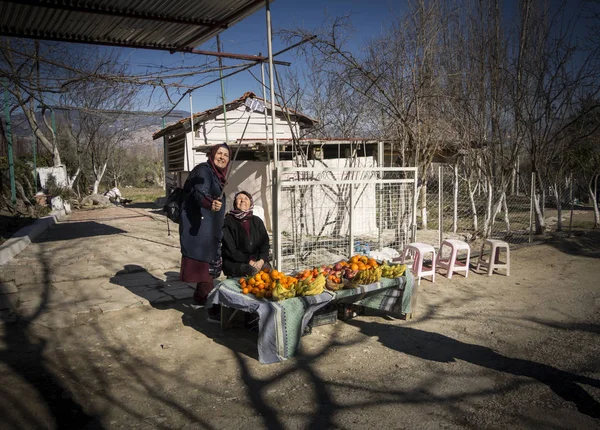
[162,117,168,195]
[216,35,229,144]
[529,171,535,243]
[32,133,37,191]
[266,0,280,268]
[378,141,384,251]
[439,166,443,248]
[568,173,574,234]
[516,155,520,196]
[260,56,270,161]
[3,79,16,204]
[412,167,418,243]
[349,183,355,258]
[188,93,194,171]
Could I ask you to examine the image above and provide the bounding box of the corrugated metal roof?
[0,0,271,52]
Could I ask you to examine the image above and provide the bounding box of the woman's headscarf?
[207,143,230,186]
[228,191,254,220]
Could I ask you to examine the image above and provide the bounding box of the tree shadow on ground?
[0,245,105,428]
[109,264,260,361]
[0,214,38,242]
[123,202,157,209]
[32,221,127,242]
[347,319,600,419]
[545,230,600,258]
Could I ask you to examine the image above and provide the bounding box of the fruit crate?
[309,304,338,327]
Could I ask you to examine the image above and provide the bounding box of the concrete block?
[0,210,65,266]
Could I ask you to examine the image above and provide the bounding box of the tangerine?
[242,287,249,294]
[350,263,359,271]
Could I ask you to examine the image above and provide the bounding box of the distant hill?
[5,109,189,152]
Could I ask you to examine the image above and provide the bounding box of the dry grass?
[120,187,165,204]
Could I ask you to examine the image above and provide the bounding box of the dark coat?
[221,214,270,276]
[179,163,226,263]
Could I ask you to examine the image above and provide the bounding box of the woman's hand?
[211,199,222,212]
[249,259,264,270]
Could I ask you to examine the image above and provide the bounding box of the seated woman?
[222,191,270,277]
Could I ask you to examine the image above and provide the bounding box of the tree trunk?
[92,162,108,195]
[589,177,600,228]
[553,183,563,232]
[483,181,493,238]
[67,168,80,190]
[419,183,428,229]
[466,177,478,232]
[533,192,545,235]
[502,192,510,233]
[488,193,504,237]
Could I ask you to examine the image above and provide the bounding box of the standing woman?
[179,143,230,320]
[222,191,271,277]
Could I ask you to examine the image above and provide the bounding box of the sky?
[108,0,596,123]
[115,0,404,119]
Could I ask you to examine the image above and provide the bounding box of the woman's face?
[213,147,230,169]
[235,193,251,211]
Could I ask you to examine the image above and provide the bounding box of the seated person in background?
[222,191,271,277]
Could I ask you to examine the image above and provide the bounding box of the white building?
[153,92,383,234]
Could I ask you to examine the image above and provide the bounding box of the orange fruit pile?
[347,255,378,271]
[239,268,298,299]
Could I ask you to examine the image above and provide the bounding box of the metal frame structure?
[1,0,282,238]
[275,166,418,271]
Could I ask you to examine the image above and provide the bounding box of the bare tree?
[60,52,140,194]
[0,39,68,166]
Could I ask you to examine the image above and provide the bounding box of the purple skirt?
[179,256,211,283]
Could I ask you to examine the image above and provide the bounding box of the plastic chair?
[400,242,436,284]
[476,239,510,276]
[436,239,471,279]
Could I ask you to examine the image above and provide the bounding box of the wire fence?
[276,167,417,272]
[421,163,589,250]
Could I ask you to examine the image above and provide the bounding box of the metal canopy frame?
[0,0,285,267]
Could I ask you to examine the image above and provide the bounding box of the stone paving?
[0,206,193,328]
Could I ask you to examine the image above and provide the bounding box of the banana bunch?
[325,279,344,291]
[350,266,383,286]
[294,278,311,296]
[300,274,326,296]
[380,262,407,279]
[272,281,296,301]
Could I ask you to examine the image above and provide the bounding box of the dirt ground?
[1,213,599,429]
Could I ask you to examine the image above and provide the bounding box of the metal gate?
[274,167,417,272]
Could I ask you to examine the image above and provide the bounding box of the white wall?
[37,166,68,190]
[194,106,300,146]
